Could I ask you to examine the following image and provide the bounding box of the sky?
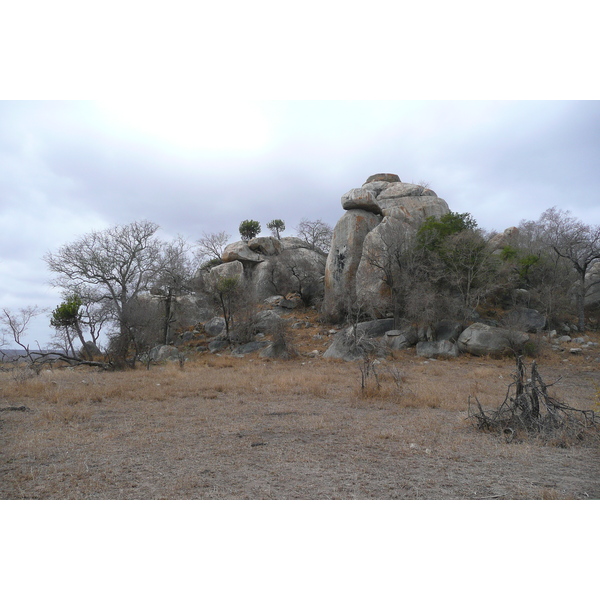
[1,2,599,350]
[1,100,599,348]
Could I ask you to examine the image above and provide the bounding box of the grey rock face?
[323,209,381,321]
[231,341,271,355]
[204,316,226,337]
[457,323,529,357]
[209,260,244,286]
[584,261,600,308]
[488,227,519,252]
[324,174,450,321]
[323,319,395,361]
[222,241,264,263]
[365,173,401,184]
[248,236,283,256]
[434,320,464,342]
[149,345,181,362]
[208,340,229,353]
[416,340,459,358]
[384,327,419,350]
[254,309,283,334]
[502,307,547,333]
[79,341,101,358]
[217,236,325,306]
[341,188,381,213]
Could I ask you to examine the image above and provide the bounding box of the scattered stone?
[569,347,583,354]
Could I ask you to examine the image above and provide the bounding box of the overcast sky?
[2,1,600,349]
[2,99,599,348]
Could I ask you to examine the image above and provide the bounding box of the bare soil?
[1,320,599,500]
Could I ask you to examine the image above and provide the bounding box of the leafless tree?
[153,236,195,344]
[295,218,333,255]
[538,207,600,331]
[439,228,499,317]
[0,306,44,362]
[44,221,164,365]
[195,231,230,265]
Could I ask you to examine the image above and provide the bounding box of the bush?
[239,220,261,241]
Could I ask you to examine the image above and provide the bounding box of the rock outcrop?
[208,235,326,307]
[584,261,600,308]
[323,174,450,321]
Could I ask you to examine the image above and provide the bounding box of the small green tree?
[239,220,261,241]
[50,294,92,358]
[417,211,477,253]
[267,219,285,240]
[215,276,240,341]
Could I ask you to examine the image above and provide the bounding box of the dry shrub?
[469,356,599,446]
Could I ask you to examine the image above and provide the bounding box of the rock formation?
[323,173,450,321]
[206,235,326,306]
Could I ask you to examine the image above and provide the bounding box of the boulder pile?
[322,173,450,322]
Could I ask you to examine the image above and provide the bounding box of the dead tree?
[469,355,597,444]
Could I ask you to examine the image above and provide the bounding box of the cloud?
[2,100,600,347]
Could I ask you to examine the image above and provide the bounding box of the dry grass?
[1,325,599,500]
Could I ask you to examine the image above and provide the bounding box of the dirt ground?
[2,332,599,499]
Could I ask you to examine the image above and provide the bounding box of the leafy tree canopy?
[267,219,285,239]
[50,295,83,329]
[239,220,261,241]
[417,211,477,252]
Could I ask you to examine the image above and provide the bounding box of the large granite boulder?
[384,326,419,350]
[248,236,283,256]
[584,261,600,308]
[434,320,464,342]
[204,316,226,337]
[457,323,529,356]
[341,188,381,213]
[488,227,519,252]
[323,174,450,322]
[253,309,283,334]
[149,345,182,362]
[209,260,244,285]
[355,215,418,312]
[251,246,326,302]
[502,307,547,333]
[323,209,381,321]
[416,340,459,359]
[222,241,264,263]
[365,173,401,184]
[323,319,395,360]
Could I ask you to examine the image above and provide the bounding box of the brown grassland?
[1,313,599,500]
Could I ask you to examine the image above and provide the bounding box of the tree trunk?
[577,276,586,332]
